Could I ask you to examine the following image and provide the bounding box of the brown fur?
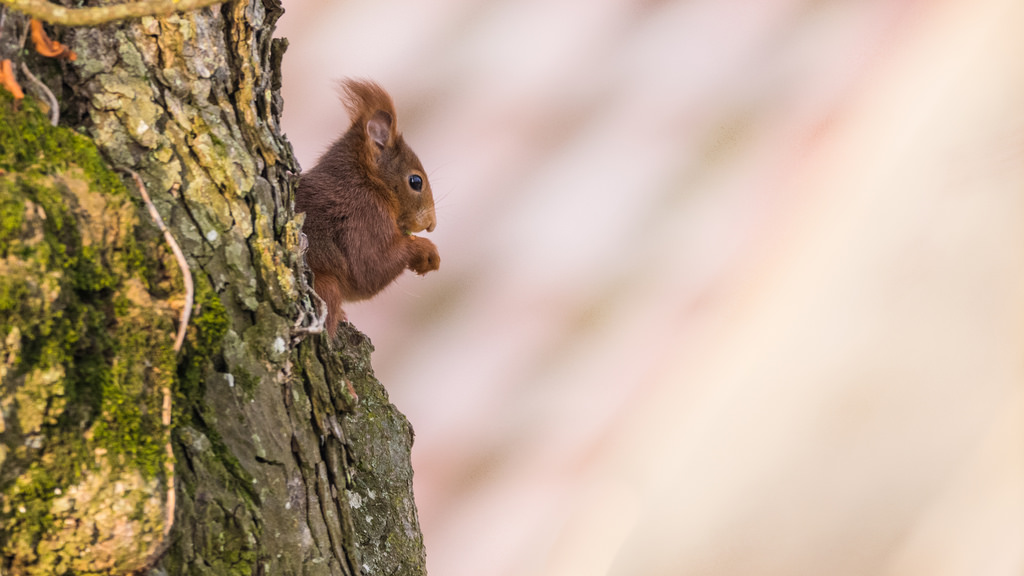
[296,79,439,336]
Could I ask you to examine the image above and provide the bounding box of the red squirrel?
[295,79,439,335]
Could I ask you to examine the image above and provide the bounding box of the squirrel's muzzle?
[419,207,437,233]
[404,207,436,234]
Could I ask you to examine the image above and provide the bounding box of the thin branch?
[160,383,175,523]
[136,380,177,570]
[19,62,57,125]
[125,170,193,354]
[1,0,227,27]
[17,11,28,46]
[124,170,183,570]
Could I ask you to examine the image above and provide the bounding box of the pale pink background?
[278,1,1024,575]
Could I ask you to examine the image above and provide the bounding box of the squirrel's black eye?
[408,174,423,192]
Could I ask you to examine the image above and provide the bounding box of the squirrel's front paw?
[408,236,440,275]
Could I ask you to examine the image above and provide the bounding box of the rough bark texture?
[0,3,426,575]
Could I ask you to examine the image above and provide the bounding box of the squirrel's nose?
[423,207,436,233]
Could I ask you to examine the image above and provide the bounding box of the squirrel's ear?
[366,110,393,150]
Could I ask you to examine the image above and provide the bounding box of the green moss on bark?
[0,93,181,575]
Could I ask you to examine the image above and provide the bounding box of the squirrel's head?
[342,79,437,235]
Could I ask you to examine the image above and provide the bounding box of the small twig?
[19,62,57,125]
[146,383,176,570]
[160,383,175,518]
[124,170,183,571]
[135,363,177,573]
[17,12,27,47]
[1,0,227,27]
[126,170,193,353]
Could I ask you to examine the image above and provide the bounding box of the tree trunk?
[0,3,426,575]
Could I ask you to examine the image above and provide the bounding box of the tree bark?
[0,3,426,575]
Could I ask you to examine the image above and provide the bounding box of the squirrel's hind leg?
[313,274,347,336]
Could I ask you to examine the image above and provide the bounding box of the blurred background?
[278,1,1024,575]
